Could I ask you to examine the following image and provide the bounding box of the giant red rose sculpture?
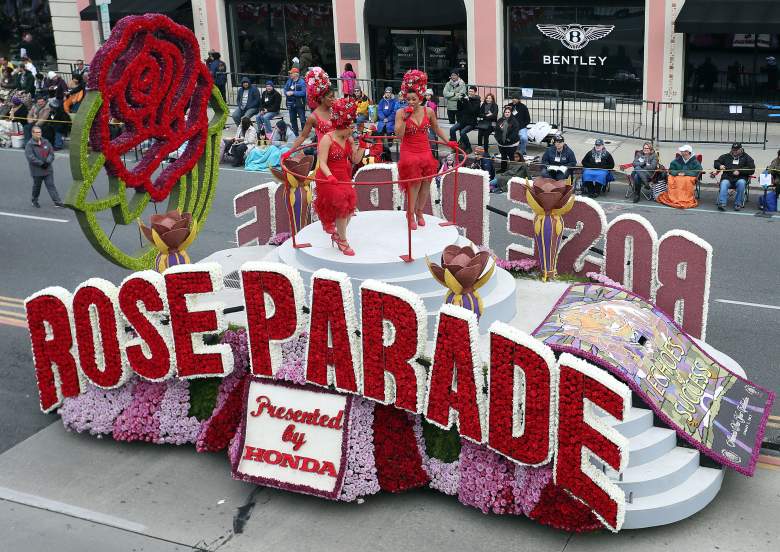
[66,14,227,270]
[88,14,213,201]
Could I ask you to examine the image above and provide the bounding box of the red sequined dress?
[397,108,439,190]
[314,112,333,141]
[314,136,356,225]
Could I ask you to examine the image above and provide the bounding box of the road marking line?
[759,455,780,467]
[770,415,780,421]
[0,301,25,309]
[0,295,24,304]
[715,299,780,311]
[0,316,28,328]
[0,211,69,223]
[0,308,26,320]
[758,462,780,471]
[0,486,147,533]
[597,200,764,217]
[767,421,780,429]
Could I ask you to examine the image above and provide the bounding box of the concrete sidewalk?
[0,422,777,552]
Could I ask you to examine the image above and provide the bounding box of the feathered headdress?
[331,97,357,130]
[305,67,331,109]
[401,69,428,99]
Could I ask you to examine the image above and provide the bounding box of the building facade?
[13,0,779,108]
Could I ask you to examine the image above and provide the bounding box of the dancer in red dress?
[395,70,455,229]
[290,67,334,151]
[314,97,363,256]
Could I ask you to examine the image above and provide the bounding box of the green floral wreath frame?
[65,86,228,270]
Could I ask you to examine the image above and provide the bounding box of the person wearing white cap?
[656,145,701,209]
[44,70,66,101]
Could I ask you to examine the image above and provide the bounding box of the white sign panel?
[233,379,350,498]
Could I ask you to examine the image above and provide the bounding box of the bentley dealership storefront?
[505,2,646,97]
[64,1,776,109]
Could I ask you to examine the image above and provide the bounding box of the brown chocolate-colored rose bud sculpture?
[525,177,575,281]
[138,210,198,272]
[427,244,495,319]
[270,154,314,236]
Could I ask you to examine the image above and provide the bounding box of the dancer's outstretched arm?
[291,114,317,151]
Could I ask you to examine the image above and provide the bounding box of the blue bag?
[758,190,777,212]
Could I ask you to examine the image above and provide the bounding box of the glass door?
[421,31,453,85]
[390,30,420,80]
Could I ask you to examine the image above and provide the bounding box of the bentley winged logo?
[536,24,615,50]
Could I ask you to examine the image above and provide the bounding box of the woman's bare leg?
[335,217,349,240]
[416,179,432,211]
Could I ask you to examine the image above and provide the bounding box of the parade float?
[22,14,774,535]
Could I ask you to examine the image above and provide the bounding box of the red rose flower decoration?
[88,14,213,201]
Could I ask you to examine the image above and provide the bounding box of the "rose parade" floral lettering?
[25,261,630,531]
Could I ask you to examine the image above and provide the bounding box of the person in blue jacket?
[284,68,307,135]
[541,135,577,180]
[376,87,399,135]
[376,87,398,157]
[232,77,261,125]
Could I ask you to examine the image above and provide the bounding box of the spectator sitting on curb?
[541,134,576,180]
[64,75,85,113]
[24,95,49,143]
[270,119,296,147]
[45,71,67,102]
[711,142,755,211]
[225,117,258,167]
[354,88,371,124]
[25,125,63,208]
[510,96,531,156]
[257,80,282,135]
[232,77,261,126]
[449,85,480,154]
[490,150,529,194]
[767,149,780,195]
[580,138,615,198]
[657,144,701,209]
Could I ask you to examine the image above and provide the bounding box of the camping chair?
[621,151,662,200]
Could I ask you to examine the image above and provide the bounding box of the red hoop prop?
[281,137,467,262]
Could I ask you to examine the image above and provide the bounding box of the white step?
[597,446,702,497]
[622,466,724,529]
[598,406,654,438]
[627,426,677,467]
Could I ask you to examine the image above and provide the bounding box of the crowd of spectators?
[0,53,87,149]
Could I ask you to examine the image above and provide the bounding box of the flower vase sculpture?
[525,177,575,281]
[426,244,495,319]
[271,154,314,235]
[139,210,198,272]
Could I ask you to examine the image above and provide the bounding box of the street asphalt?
[0,140,778,551]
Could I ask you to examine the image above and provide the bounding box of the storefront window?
[0,1,56,66]
[226,0,336,80]
[505,2,644,97]
[684,34,780,104]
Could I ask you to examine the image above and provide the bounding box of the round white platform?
[284,210,458,279]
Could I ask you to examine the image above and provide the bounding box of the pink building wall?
[473,0,499,85]
[645,0,667,102]
[206,0,222,52]
[76,0,97,61]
